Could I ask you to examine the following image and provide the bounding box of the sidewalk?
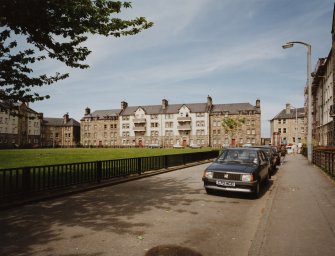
[250,154,335,256]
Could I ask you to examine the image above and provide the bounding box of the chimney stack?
[285,103,291,114]
[63,113,69,124]
[162,99,168,110]
[121,101,128,110]
[85,107,91,115]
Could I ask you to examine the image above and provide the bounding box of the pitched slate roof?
[212,103,260,114]
[81,109,122,121]
[0,101,39,115]
[271,107,305,120]
[43,117,80,127]
[119,103,210,115]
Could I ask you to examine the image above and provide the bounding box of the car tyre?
[205,188,214,195]
[265,171,271,184]
[253,181,260,199]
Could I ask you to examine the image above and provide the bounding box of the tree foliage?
[0,0,153,103]
[221,116,246,138]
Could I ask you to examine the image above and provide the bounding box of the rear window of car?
[218,149,258,164]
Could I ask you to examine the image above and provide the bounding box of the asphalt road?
[0,154,334,256]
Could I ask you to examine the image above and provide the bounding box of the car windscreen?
[217,149,258,164]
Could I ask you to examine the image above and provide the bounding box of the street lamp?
[290,105,299,153]
[282,41,312,163]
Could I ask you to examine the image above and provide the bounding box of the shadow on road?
[0,176,204,256]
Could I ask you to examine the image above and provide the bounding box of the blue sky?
[31,0,333,137]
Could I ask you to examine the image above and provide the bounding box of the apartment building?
[0,101,42,148]
[81,107,120,147]
[80,96,261,148]
[210,99,261,147]
[312,55,333,146]
[270,103,305,146]
[41,113,80,147]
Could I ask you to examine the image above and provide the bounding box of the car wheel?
[265,171,271,183]
[253,181,260,199]
[205,188,214,195]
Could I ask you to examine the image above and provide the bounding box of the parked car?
[271,146,281,166]
[147,144,161,148]
[173,144,184,149]
[250,145,277,174]
[202,148,270,198]
[189,143,201,149]
[286,145,294,154]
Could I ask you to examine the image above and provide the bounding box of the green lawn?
[0,147,217,169]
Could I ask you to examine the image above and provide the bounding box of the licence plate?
[216,180,235,187]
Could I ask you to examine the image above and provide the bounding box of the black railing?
[0,151,219,200]
[313,149,335,179]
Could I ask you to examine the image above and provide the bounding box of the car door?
[258,151,268,180]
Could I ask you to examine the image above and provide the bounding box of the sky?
[31,0,334,137]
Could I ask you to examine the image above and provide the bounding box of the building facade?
[312,55,333,146]
[270,104,305,146]
[210,99,261,147]
[80,107,120,147]
[0,101,42,148]
[80,96,262,148]
[41,113,80,147]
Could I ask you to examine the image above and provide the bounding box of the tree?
[221,116,246,146]
[0,0,153,103]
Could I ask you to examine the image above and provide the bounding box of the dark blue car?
[202,148,270,198]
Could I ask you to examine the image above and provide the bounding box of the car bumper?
[203,178,258,193]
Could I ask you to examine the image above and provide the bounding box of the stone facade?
[41,113,80,147]
[80,96,262,148]
[0,101,42,148]
[270,104,305,146]
[80,107,120,147]
[210,99,261,147]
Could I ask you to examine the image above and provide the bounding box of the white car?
[286,146,293,154]
[173,144,184,148]
[189,143,201,149]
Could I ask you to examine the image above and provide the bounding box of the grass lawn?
[0,147,218,169]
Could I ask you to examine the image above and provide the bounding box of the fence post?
[22,167,31,193]
[137,158,142,175]
[97,161,102,183]
[164,155,168,169]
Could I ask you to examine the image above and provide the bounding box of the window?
[278,119,281,124]
[283,128,286,133]
[278,128,281,133]
[165,122,173,128]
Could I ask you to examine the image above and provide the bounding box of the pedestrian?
[280,145,286,164]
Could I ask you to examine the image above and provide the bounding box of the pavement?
[249,153,335,256]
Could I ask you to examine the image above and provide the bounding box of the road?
[0,154,334,256]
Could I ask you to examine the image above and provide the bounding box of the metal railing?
[0,151,219,200]
[313,149,335,179]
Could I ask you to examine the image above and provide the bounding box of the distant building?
[41,113,80,147]
[210,99,261,147]
[80,107,120,147]
[270,103,305,146]
[80,96,262,148]
[0,101,42,148]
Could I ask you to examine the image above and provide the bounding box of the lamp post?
[282,41,312,163]
[290,105,299,153]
